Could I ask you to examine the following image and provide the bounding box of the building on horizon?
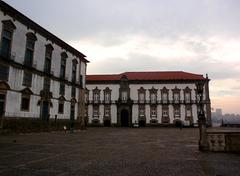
[0,1,88,122]
[85,71,211,127]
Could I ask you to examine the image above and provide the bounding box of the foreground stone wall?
[207,131,240,152]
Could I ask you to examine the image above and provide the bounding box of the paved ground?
[0,128,240,176]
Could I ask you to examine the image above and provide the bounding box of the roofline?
[0,0,89,63]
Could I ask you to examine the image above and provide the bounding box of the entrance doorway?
[0,94,5,116]
[121,109,129,127]
[41,101,49,121]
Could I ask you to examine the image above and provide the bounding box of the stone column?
[205,74,212,127]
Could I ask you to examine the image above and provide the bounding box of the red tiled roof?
[86,71,206,82]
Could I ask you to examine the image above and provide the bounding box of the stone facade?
[86,72,211,127]
[0,1,88,122]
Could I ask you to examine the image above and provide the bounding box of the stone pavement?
[0,128,240,176]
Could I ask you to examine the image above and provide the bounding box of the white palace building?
[86,72,211,127]
[0,1,88,122]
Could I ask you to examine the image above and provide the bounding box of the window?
[23,71,32,87]
[24,33,37,67]
[161,87,169,104]
[138,87,145,103]
[173,92,180,102]
[58,101,64,114]
[79,74,83,87]
[172,87,180,103]
[186,106,192,117]
[150,106,157,118]
[1,20,16,59]
[174,106,180,118]
[1,30,12,59]
[21,95,30,111]
[59,82,65,95]
[185,92,191,103]
[149,87,157,103]
[71,86,76,98]
[44,44,53,74]
[139,105,145,117]
[72,60,77,83]
[121,91,127,101]
[162,106,169,117]
[93,106,99,117]
[104,105,111,117]
[43,78,50,91]
[0,64,9,81]
[93,87,100,103]
[60,52,67,79]
[104,87,111,103]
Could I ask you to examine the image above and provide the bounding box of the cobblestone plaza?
[0,128,240,176]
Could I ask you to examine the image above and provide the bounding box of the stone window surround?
[138,87,146,103]
[103,87,112,102]
[24,32,37,67]
[139,104,145,117]
[161,87,169,103]
[183,86,192,103]
[1,20,16,59]
[92,87,100,102]
[150,105,157,118]
[104,105,111,117]
[149,87,157,102]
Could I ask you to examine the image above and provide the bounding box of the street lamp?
[196,81,208,151]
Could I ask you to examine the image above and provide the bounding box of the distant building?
[215,108,223,117]
[86,71,211,127]
[0,1,89,121]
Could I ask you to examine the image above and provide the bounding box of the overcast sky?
[6,0,240,114]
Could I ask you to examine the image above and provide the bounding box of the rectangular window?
[23,71,32,87]
[60,58,66,79]
[71,86,76,98]
[139,105,145,117]
[24,39,35,67]
[79,75,83,87]
[93,106,99,117]
[104,105,111,117]
[186,106,192,117]
[139,93,145,103]
[162,106,169,117]
[44,49,52,74]
[93,93,100,102]
[104,92,111,102]
[1,29,12,59]
[59,82,65,95]
[58,102,64,114]
[173,93,180,103]
[0,64,9,81]
[162,93,168,103]
[185,92,191,103]
[121,91,127,101]
[21,96,30,111]
[150,93,157,103]
[150,106,157,118]
[72,63,77,82]
[174,107,180,118]
[43,78,50,91]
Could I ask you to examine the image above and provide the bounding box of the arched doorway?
[121,109,129,127]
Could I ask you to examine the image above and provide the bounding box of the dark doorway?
[41,101,49,121]
[121,109,129,127]
[0,94,5,116]
[139,120,146,127]
[104,119,111,127]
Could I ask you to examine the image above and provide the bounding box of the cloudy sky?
[6,0,240,114]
